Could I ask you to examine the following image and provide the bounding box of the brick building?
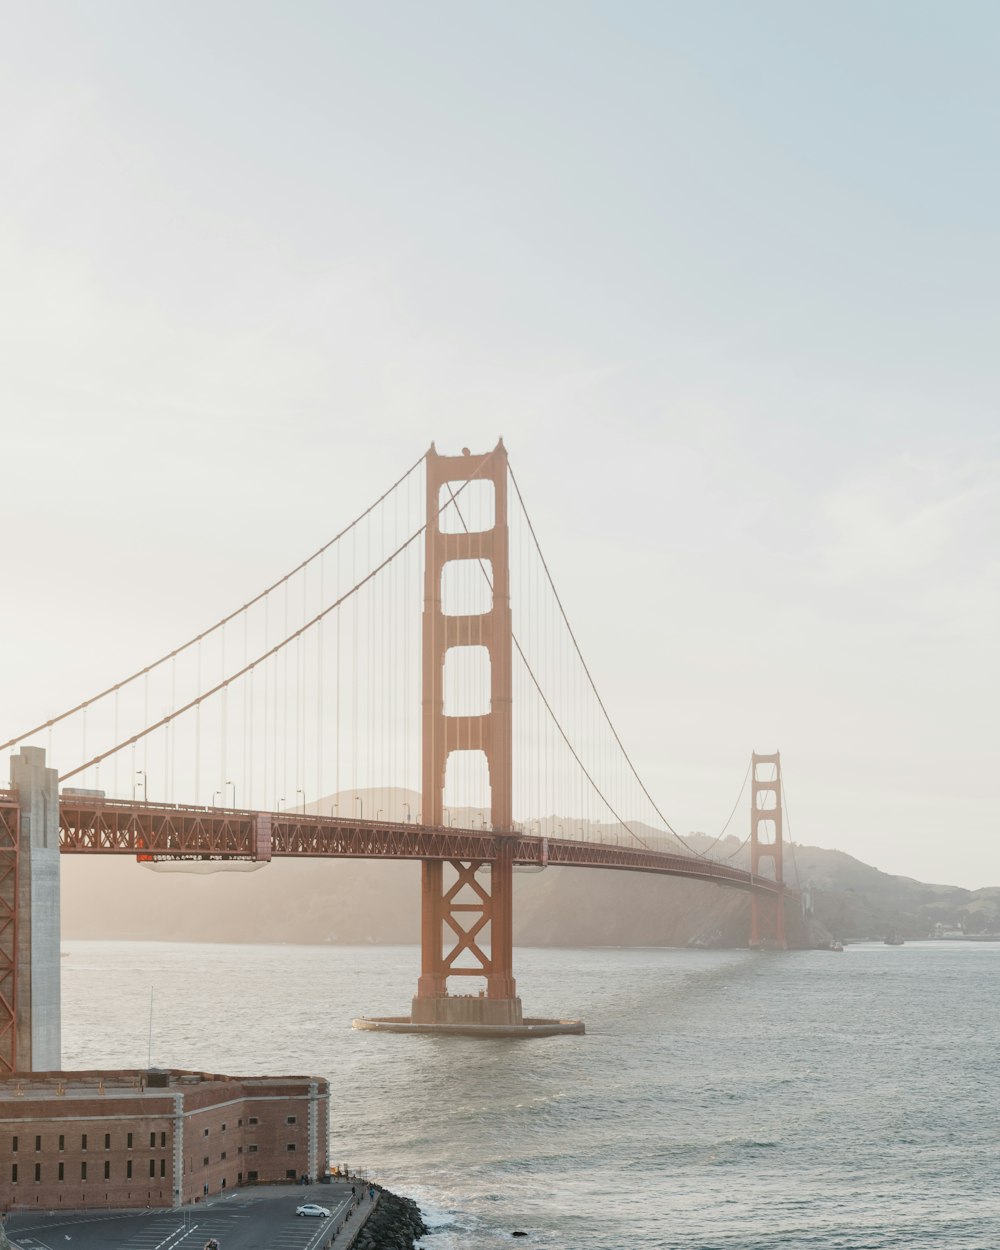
[0,1069,329,1211]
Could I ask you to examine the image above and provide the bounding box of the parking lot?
[5,1181,360,1250]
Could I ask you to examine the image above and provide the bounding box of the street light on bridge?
[133,770,147,802]
[225,781,236,808]
[403,801,411,822]
[355,795,363,820]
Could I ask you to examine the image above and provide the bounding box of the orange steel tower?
[749,751,786,949]
[411,440,522,1027]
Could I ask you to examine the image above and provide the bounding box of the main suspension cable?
[60,453,491,782]
[3,451,427,754]
[507,461,711,856]
[442,481,656,850]
[695,754,753,858]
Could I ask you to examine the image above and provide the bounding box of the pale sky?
[1,2,997,887]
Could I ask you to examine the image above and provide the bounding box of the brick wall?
[0,1071,329,1212]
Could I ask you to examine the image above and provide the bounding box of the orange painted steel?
[57,798,788,898]
[418,441,517,1003]
[0,790,19,1074]
[749,751,787,948]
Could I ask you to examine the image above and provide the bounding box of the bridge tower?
[749,750,786,950]
[5,747,61,1070]
[411,440,522,1027]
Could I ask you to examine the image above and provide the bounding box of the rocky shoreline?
[355,1189,428,1250]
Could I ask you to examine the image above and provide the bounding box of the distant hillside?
[60,791,1000,948]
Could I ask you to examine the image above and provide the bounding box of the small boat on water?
[883,933,905,946]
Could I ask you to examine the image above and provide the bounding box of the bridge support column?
[411,440,524,1029]
[749,750,786,951]
[355,441,581,1036]
[11,747,61,1070]
[411,849,522,1027]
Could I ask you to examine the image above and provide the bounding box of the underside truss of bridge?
[55,795,785,892]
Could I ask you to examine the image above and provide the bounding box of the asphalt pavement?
[5,1182,365,1250]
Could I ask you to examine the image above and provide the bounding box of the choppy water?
[62,940,1000,1248]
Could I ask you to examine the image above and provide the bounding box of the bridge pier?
[11,747,61,1071]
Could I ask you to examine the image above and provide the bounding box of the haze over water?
[63,940,999,1249]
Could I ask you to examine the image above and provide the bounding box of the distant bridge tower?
[412,440,522,1027]
[749,751,786,950]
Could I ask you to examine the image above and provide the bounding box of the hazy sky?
[1,2,997,887]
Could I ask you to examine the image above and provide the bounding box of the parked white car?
[296,1203,331,1218]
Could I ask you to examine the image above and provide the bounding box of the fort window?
[286,1143,296,1152]
[10,1164,16,1183]
[58,1134,64,1151]
[160,1159,166,1177]
[11,1136,16,1152]
[248,1145,258,1154]
[126,1160,133,1180]
[104,1161,111,1180]
[58,1162,64,1181]
[203,1157,209,1167]
[286,1116,297,1124]
[150,1132,156,1147]
[81,1134,87,1151]
[34,1163,41,1183]
[35,1135,41,1152]
[127,1132,133,1148]
[80,1162,87,1180]
[160,1132,166,1148]
[248,1117,258,1126]
[149,1160,156,1178]
[104,1133,111,1150]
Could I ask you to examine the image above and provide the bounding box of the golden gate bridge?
[0,441,794,1064]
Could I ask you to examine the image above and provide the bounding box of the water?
[62,940,1000,1248]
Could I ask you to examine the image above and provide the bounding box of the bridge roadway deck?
[53,797,787,897]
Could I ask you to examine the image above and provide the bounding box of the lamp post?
[355,795,363,820]
[296,788,305,814]
[133,770,147,802]
[225,781,236,808]
[212,790,222,808]
[403,801,411,822]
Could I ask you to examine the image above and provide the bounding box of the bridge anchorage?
[1,439,800,1067]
